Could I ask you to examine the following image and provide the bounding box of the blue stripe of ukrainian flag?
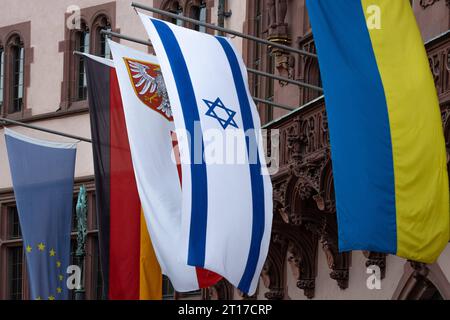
[306,0,449,263]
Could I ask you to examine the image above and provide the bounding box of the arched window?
[165,1,183,26]
[60,3,116,110]
[303,59,322,103]
[0,46,4,109]
[93,15,111,59]
[74,22,90,101]
[189,1,207,32]
[7,35,24,114]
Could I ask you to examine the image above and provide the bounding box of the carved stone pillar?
[266,0,293,80]
[261,226,288,300]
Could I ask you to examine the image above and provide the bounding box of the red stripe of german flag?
[86,56,161,300]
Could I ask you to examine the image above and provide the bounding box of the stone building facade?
[0,0,449,300]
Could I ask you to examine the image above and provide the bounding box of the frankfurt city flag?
[5,129,76,300]
[306,0,449,263]
[108,40,221,292]
[83,53,162,300]
[139,15,273,294]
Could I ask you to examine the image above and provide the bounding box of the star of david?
[203,98,238,129]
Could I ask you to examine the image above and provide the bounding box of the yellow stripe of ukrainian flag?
[362,0,449,262]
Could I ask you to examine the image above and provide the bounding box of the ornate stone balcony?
[207,28,450,301]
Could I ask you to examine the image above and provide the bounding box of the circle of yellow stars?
[26,241,64,300]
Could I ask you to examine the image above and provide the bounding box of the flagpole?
[100,30,324,93]
[0,117,92,143]
[74,48,297,111]
[131,2,318,59]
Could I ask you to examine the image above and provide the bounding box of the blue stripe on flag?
[216,36,266,293]
[151,18,208,267]
[305,0,397,252]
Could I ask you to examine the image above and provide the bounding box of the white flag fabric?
[139,14,273,295]
[108,40,202,292]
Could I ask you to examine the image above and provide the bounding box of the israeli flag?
[139,14,273,294]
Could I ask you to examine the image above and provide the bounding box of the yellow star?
[35,296,41,300]
[49,249,56,257]
[48,295,55,301]
[26,245,32,253]
[56,261,61,268]
[58,274,64,281]
[37,243,45,251]
[56,287,62,294]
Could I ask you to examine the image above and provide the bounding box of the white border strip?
[4,128,77,149]
[80,52,115,68]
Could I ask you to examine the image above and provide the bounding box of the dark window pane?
[191,2,206,32]
[191,6,200,31]
[72,196,78,232]
[92,237,103,299]
[8,246,23,300]
[266,54,275,122]
[76,29,89,101]
[69,237,78,300]
[8,206,21,239]
[0,48,4,107]
[252,0,262,99]
[169,4,183,26]
[10,43,24,113]
[162,275,175,299]
[199,3,207,33]
[181,289,201,297]
[99,26,112,59]
[91,194,97,230]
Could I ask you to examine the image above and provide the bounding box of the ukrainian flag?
[306,0,449,263]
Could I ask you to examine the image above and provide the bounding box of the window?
[92,238,103,299]
[198,3,207,33]
[162,275,175,299]
[8,206,21,239]
[163,1,210,30]
[69,238,78,300]
[8,35,24,114]
[167,2,183,26]
[190,1,207,32]
[0,184,102,300]
[266,54,275,122]
[94,16,112,59]
[0,22,31,118]
[0,47,4,109]
[59,2,116,110]
[8,246,23,300]
[75,23,89,101]
[252,0,263,98]
[1,205,25,300]
[247,0,276,124]
[99,27,111,59]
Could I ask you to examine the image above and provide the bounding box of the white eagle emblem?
[128,60,172,119]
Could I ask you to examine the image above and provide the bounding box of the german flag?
[84,53,161,300]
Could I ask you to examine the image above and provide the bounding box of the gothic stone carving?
[267,0,288,37]
[427,34,450,103]
[364,252,387,280]
[420,0,444,8]
[261,221,288,300]
[206,279,235,300]
[258,25,450,303]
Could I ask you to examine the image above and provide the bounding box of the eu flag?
[5,128,76,300]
